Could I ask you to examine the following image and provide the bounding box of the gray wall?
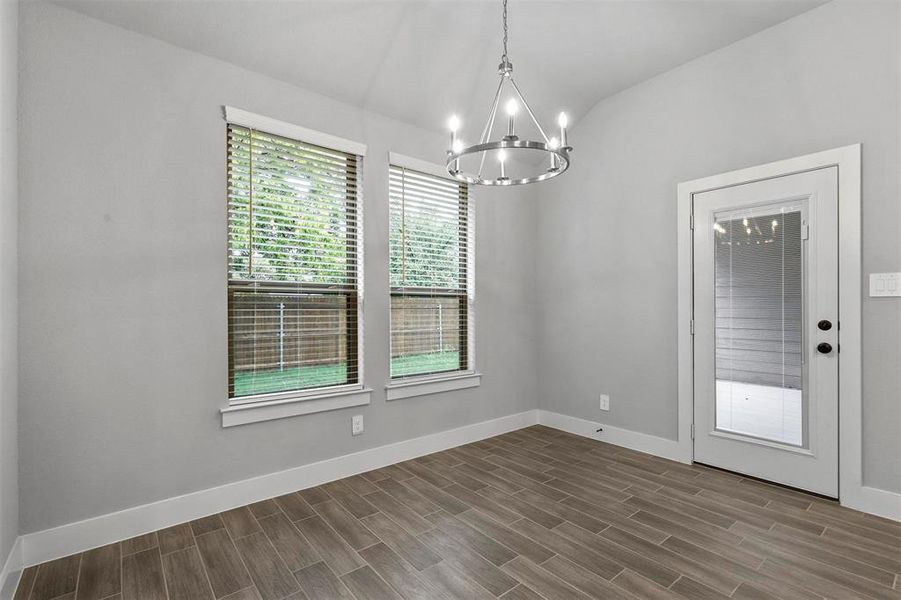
[17,2,540,534]
[0,0,19,572]
[536,0,901,492]
[15,0,901,538]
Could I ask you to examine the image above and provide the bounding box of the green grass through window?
[233,350,461,397]
[390,350,460,378]
[233,363,348,397]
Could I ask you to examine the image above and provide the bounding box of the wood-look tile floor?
[15,425,901,600]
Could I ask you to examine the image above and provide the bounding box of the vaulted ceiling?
[55,0,825,134]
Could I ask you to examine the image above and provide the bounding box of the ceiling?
[55,0,826,135]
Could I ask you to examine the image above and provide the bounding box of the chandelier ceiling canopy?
[445,0,572,186]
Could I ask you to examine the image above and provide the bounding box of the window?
[389,163,473,380]
[227,123,361,402]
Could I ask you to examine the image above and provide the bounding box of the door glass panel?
[714,204,805,446]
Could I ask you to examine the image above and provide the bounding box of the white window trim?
[225,106,367,156]
[223,108,368,422]
[387,153,477,394]
[386,372,481,401]
[388,152,454,180]
[221,386,372,427]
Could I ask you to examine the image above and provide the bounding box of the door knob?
[817,342,833,354]
[818,319,832,331]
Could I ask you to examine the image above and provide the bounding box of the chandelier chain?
[502,0,508,62]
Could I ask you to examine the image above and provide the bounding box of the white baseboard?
[537,409,691,464]
[0,537,23,600]
[537,410,900,522]
[16,405,898,568]
[21,409,539,567]
[842,484,901,522]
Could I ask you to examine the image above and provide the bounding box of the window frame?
[221,107,370,425]
[386,153,477,395]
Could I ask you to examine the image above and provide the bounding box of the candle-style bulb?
[497,149,507,163]
[548,136,560,172]
[450,139,463,173]
[558,112,568,148]
[505,100,519,139]
[448,114,460,153]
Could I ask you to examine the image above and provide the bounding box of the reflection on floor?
[716,380,802,446]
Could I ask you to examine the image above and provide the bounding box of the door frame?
[677,145,864,508]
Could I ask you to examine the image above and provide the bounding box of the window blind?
[389,165,472,379]
[227,124,360,400]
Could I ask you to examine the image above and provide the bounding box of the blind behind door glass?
[714,206,803,446]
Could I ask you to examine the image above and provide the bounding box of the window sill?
[221,387,372,427]
[385,372,481,401]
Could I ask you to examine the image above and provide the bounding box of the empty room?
[1,0,900,598]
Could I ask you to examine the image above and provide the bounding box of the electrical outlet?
[599,394,610,411]
[352,414,364,436]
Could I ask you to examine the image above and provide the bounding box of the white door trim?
[677,145,872,510]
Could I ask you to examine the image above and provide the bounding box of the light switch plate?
[869,272,901,297]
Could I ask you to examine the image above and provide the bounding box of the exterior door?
[693,167,839,497]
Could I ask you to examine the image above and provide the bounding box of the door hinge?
[802,223,810,240]
[691,423,695,440]
[690,214,695,230]
[690,320,695,335]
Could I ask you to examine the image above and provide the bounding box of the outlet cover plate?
[352,414,364,436]
[599,394,610,411]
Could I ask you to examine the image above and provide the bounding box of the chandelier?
[445,0,572,186]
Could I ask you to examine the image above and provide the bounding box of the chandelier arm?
[509,78,551,143]
[477,77,505,178]
[477,108,496,179]
[478,76,505,146]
